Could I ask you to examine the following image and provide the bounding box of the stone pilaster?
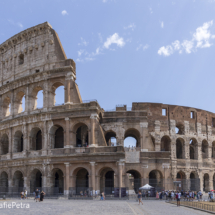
[90,162,96,194]
[90,114,98,147]
[64,117,70,148]
[64,162,70,195]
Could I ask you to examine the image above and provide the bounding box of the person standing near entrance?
[35,189,40,202]
[138,191,143,205]
[176,191,181,207]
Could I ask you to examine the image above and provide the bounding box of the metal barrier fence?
[169,201,215,213]
[104,187,129,200]
[0,187,27,198]
[141,179,200,192]
[29,187,60,199]
[68,187,93,200]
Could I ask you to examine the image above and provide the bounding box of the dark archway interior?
[14,131,24,153]
[30,170,42,192]
[204,174,209,192]
[76,125,88,147]
[176,139,183,159]
[13,171,24,188]
[36,130,42,150]
[104,171,114,194]
[76,168,89,194]
[0,172,8,187]
[55,170,64,194]
[149,170,163,191]
[1,134,9,155]
[126,170,141,194]
[190,172,200,191]
[161,136,171,151]
[202,140,208,159]
[105,132,116,146]
[55,127,64,148]
[190,139,197,160]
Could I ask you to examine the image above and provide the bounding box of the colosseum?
[0,22,214,197]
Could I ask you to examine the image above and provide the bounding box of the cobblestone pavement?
[0,199,211,215]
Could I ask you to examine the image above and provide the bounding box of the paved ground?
[0,199,211,215]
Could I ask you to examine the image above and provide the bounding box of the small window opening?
[36,70,40,73]
[19,54,24,65]
[212,118,215,127]
[190,111,194,119]
[162,108,167,116]
[6,81,9,84]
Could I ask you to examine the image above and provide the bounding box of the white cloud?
[149,7,153,14]
[161,21,164,28]
[62,10,68,15]
[77,32,126,63]
[143,44,149,50]
[136,44,149,51]
[104,33,125,49]
[78,37,88,46]
[158,46,173,56]
[158,20,215,56]
[124,23,136,31]
[8,19,23,29]
[78,49,85,57]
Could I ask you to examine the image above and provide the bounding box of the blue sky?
[1,0,215,113]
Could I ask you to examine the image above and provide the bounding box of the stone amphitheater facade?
[0,22,214,195]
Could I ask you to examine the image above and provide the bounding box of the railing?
[168,200,215,213]
[55,103,64,106]
[82,99,97,103]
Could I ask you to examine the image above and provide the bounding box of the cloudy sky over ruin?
[1,0,215,112]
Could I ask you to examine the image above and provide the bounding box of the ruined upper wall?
[0,22,67,86]
[103,102,215,136]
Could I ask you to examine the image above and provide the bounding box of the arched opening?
[202,140,209,159]
[76,124,88,147]
[190,172,200,191]
[126,170,141,194]
[14,131,23,153]
[212,142,215,158]
[0,172,8,187]
[176,171,186,190]
[100,168,115,195]
[189,138,198,160]
[32,87,43,110]
[161,136,171,151]
[124,128,140,147]
[1,134,9,155]
[52,83,64,106]
[176,138,185,159]
[213,174,215,190]
[203,173,209,192]
[3,97,11,117]
[51,169,64,194]
[105,131,116,146]
[13,171,24,188]
[49,125,64,148]
[16,91,25,113]
[76,168,89,194]
[30,128,42,150]
[149,170,163,191]
[30,169,42,193]
[19,54,24,65]
[55,127,64,148]
[175,123,184,135]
